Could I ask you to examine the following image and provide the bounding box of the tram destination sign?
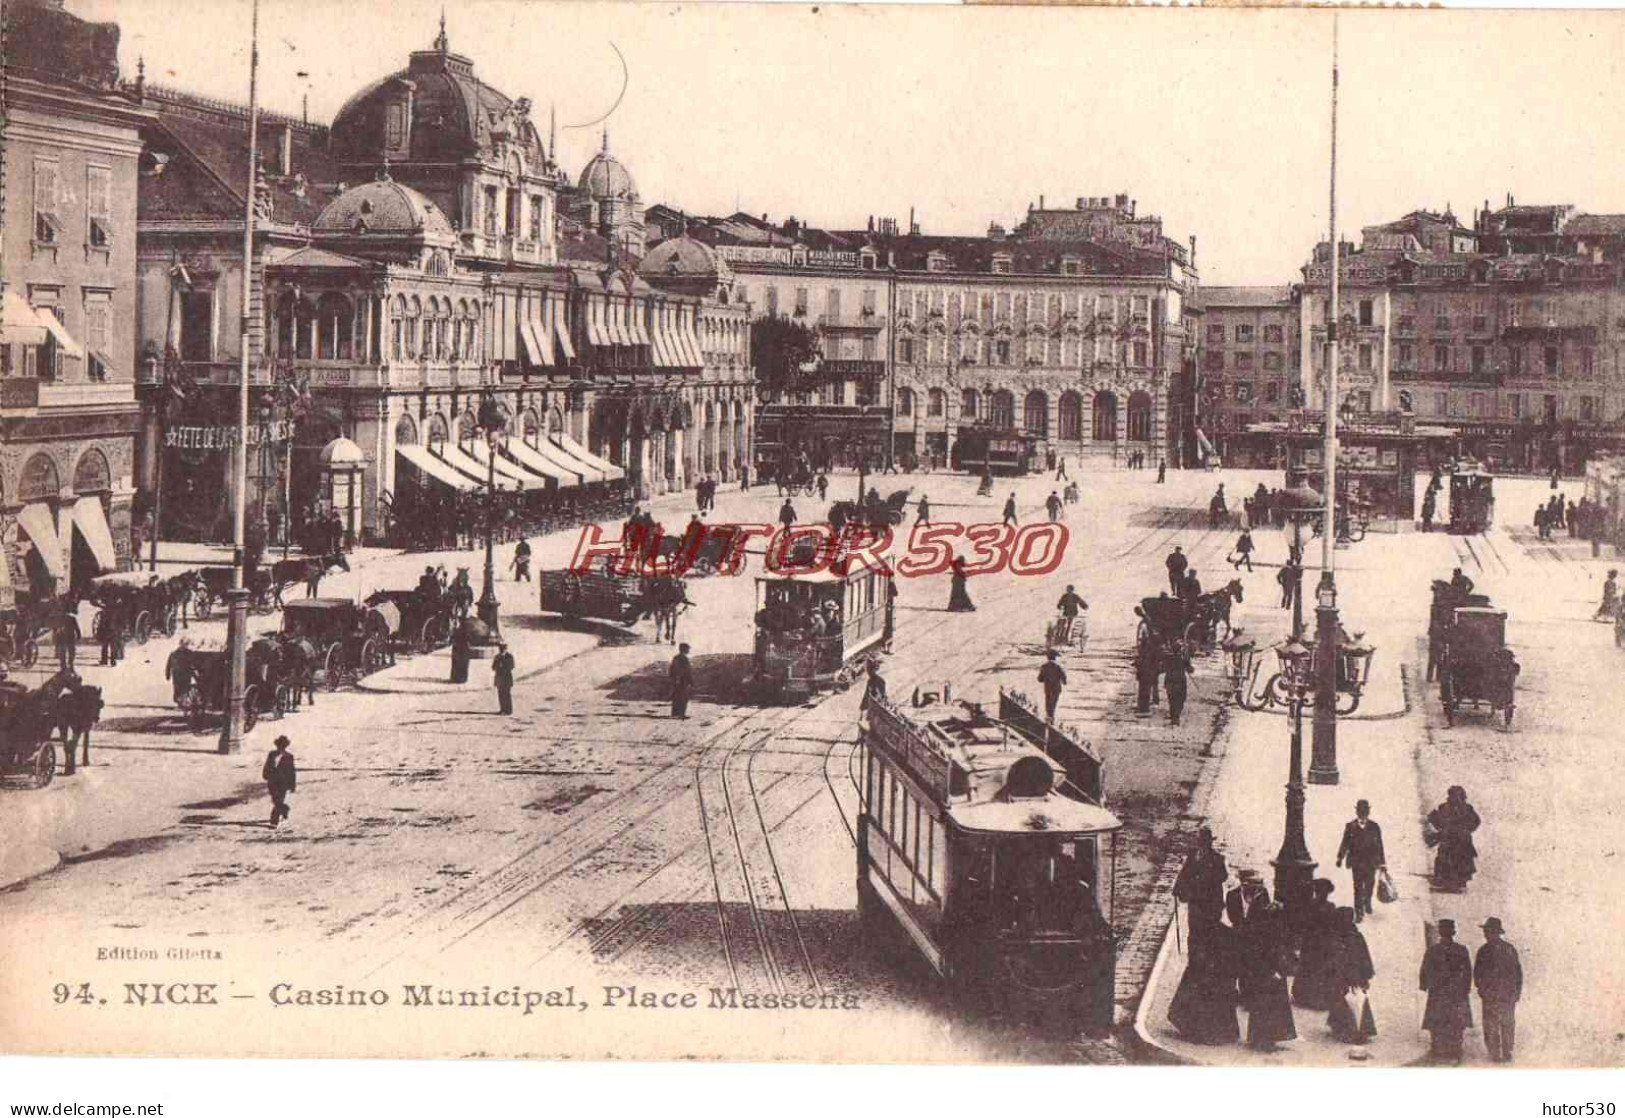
[164,419,298,451]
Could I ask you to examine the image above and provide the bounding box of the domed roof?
[319,436,366,467]
[580,130,638,200]
[640,235,725,280]
[328,25,545,169]
[313,176,455,241]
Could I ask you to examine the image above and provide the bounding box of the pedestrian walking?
[864,659,887,703]
[1134,640,1162,715]
[1326,906,1378,1045]
[1157,459,1166,484]
[670,642,694,718]
[1427,785,1481,893]
[1475,916,1523,1064]
[1038,649,1067,722]
[54,613,75,671]
[1164,639,1193,726]
[1167,919,1242,1045]
[510,539,532,582]
[1421,487,1437,532]
[262,735,297,828]
[1335,799,1387,922]
[1045,490,1063,522]
[816,473,828,502]
[1420,918,1474,1064]
[1241,901,1298,1052]
[946,556,976,612]
[1597,569,1619,620]
[449,622,471,684]
[1173,825,1228,939]
[779,499,798,529]
[1056,456,1069,481]
[1166,545,1188,594]
[1291,879,1342,1010]
[1209,485,1227,529]
[882,578,898,648]
[492,642,515,715]
[916,495,931,525]
[1002,493,1018,527]
[1232,528,1255,572]
[739,463,750,490]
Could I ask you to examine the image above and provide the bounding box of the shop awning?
[72,496,118,574]
[586,299,610,348]
[626,307,650,347]
[545,435,605,483]
[555,432,625,483]
[1,290,49,346]
[650,316,676,367]
[16,502,66,582]
[468,437,545,490]
[683,320,705,367]
[38,307,84,359]
[435,439,498,486]
[604,300,628,347]
[506,438,579,487]
[531,301,555,366]
[551,301,576,362]
[397,444,479,492]
[520,310,547,368]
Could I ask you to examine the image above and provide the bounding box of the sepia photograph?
[1,0,1623,1105]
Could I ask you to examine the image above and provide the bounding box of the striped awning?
[626,307,650,347]
[506,438,579,487]
[1,290,49,346]
[651,316,676,367]
[468,437,543,489]
[605,299,629,347]
[586,298,610,348]
[551,300,576,362]
[397,444,480,492]
[16,502,66,582]
[555,433,625,483]
[520,310,546,368]
[38,307,84,359]
[72,496,118,574]
[523,299,552,367]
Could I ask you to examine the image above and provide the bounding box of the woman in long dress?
[1428,785,1481,892]
[947,557,976,612]
[1291,879,1341,1010]
[1167,920,1241,1045]
[1242,902,1298,1051]
[1325,906,1378,1044]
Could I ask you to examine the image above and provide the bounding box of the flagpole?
[221,0,260,754]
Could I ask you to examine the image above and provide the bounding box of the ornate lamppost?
[475,392,507,632]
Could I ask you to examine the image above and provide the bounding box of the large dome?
[313,176,456,241]
[580,132,638,200]
[640,236,724,280]
[328,26,545,169]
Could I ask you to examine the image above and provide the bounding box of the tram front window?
[987,837,1107,938]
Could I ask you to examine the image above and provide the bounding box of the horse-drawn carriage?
[1135,580,1242,655]
[1448,464,1495,535]
[828,489,912,535]
[167,636,296,733]
[281,598,389,691]
[0,596,72,667]
[1431,583,1517,727]
[0,672,59,787]
[86,571,179,648]
[363,587,457,655]
[752,560,891,701]
[190,564,276,618]
[539,561,690,641]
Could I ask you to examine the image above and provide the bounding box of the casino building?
[131,22,752,546]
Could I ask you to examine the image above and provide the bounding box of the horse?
[274,635,319,709]
[640,577,691,644]
[56,679,104,775]
[1189,578,1245,647]
[271,551,351,607]
[446,569,474,621]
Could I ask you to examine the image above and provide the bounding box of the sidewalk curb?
[0,845,63,892]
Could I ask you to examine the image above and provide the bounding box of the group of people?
[1122,450,1153,470]
[388,479,633,554]
[693,476,724,512]
[1533,491,1606,542]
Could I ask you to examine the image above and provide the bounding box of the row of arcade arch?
[897,387,1155,442]
[4,446,121,601]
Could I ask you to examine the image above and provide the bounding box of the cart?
[539,564,648,623]
[280,599,389,691]
[1045,613,1090,652]
[192,565,277,619]
[1439,605,1517,727]
[167,637,292,733]
[0,674,64,788]
[363,588,456,653]
[87,571,178,647]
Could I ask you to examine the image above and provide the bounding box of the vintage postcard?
[1,0,1622,1072]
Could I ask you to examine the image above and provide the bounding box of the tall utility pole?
[221,0,261,755]
[1310,14,1342,785]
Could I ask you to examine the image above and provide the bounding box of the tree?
[751,315,822,398]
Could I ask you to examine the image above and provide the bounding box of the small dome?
[319,437,366,467]
[580,131,637,200]
[313,177,455,241]
[640,236,723,280]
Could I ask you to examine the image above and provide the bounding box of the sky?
[69,0,1625,285]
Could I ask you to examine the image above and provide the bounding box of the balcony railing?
[817,313,887,332]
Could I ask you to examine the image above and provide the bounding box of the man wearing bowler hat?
[262,735,297,829]
[1475,916,1523,1063]
[670,643,694,719]
[1420,918,1473,1064]
[1038,650,1067,723]
[1335,798,1387,922]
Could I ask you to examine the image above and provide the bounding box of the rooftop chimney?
[867,215,875,233]
[1077,197,1086,210]
[1040,194,1045,210]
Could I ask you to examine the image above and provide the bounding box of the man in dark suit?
[491,643,515,715]
[1335,798,1387,921]
[1475,916,1523,1063]
[1173,826,1227,940]
[670,642,694,719]
[1225,868,1270,929]
[1038,650,1067,722]
[263,735,297,828]
[1420,918,1474,1064]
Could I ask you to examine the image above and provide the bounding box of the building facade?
[1197,285,1301,467]
[132,25,753,548]
[1,0,153,607]
[1298,203,1625,473]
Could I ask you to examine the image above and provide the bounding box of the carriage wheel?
[324,645,345,691]
[1183,621,1206,650]
[1503,703,1515,728]
[195,591,214,620]
[20,637,39,669]
[694,556,718,578]
[243,686,261,733]
[33,741,56,789]
[361,637,385,676]
[1350,523,1368,543]
[274,683,292,719]
[162,604,178,637]
[182,685,208,733]
[133,612,152,646]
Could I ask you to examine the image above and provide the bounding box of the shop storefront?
[1250,413,1453,525]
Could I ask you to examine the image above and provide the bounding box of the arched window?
[436,300,451,360]
[961,388,980,419]
[73,448,111,493]
[406,296,423,358]
[392,295,408,361]
[19,452,60,503]
[990,389,1015,428]
[897,387,915,416]
[290,297,317,359]
[1024,390,1048,437]
[1127,390,1154,443]
[1059,391,1083,441]
[425,413,449,450]
[548,407,565,436]
[927,388,945,417]
[395,412,419,446]
[276,292,298,356]
[317,293,353,360]
[456,411,476,444]
[465,300,480,360]
[1092,392,1119,442]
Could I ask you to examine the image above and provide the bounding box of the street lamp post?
[1272,637,1319,909]
[476,393,505,632]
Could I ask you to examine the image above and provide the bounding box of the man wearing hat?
[669,642,694,719]
[1475,917,1523,1063]
[1419,918,1473,1064]
[864,660,887,703]
[491,642,516,715]
[1037,649,1067,723]
[1597,569,1618,621]
[262,735,297,829]
[1166,545,1188,594]
[1335,798,1387,922]
[1173,826,1227,945]
[1225,869,1270,929]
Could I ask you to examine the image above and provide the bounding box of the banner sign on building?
[165,419,298,451]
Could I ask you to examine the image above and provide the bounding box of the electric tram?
[751,558,893,701]
[856,687,1122,1031]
